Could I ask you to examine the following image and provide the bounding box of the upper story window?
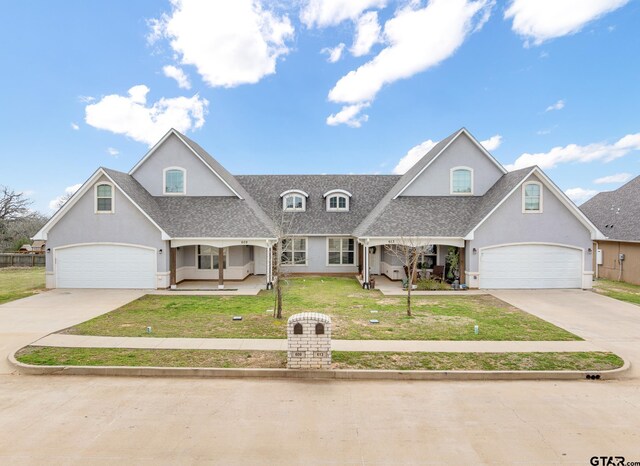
[450,167,473,194]
[280,190,308,212]
[95,183,114,213]
[522,181,543,213]
[324,189,352,212]
[163,167,186,195]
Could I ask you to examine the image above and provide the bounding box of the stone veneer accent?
[287,312,332,369]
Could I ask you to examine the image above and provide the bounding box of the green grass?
[0,267,46,305]
[15,346,623,371]
[65,277,579,341]
[594,279,640,306]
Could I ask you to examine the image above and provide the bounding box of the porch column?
[459,247,466,285]
[170,247,177,289]
[218,247,224,289]
[266,245,272,287]
[363,246,369,287]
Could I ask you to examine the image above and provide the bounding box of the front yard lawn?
[593,279,640,306]
[16,346,622,371]
[64,277,579,341]
[0,267,46,305]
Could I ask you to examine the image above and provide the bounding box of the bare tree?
[53,191,74,210]
[0,186,31,221]
[0,187,48,252]
[270,208,299,319]
[383,238,433,317]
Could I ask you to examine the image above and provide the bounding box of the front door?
[369,246,381,275]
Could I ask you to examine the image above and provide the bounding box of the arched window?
[315,323,325,335]
[163,167,186,194]
[280,190,308,211]
[95,183,114,213]
[450,167,473,194]
[522,181,543,213]
[324,189,352,211]
[294,323,303,334]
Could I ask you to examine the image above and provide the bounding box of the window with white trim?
[95,183,113,213]
[283,194,305,211]
[328,238,355,265]
[197,246,227,270]
[451,168,472,194]
[281,238,307,265]
[523,182,542,213]
[327,195,348,211]
[164,167,185,194]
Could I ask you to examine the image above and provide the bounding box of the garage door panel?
[56,244,156,289]
[480,244,582,289]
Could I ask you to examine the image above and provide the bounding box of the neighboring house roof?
[237,175,400,235]
[580,175,640,242]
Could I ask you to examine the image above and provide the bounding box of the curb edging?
[8,350,631,381]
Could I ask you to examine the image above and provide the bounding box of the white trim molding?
[94,181,115,214]
[323,189,352,198]
[162,166,187,196]
[450,166,474,195]
[358,236,465,248]
[522,180,543,214]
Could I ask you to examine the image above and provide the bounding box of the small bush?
[416,279,450,291]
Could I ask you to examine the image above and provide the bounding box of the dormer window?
[280,189,308,211]
[522,181,543,213]
[450,167,473,195]
[163,167,186,195]
[95,183,114,213]
[324,189,352,212]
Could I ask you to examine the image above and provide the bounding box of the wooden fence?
[0,254,46,268]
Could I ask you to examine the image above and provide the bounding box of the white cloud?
[85,85,209,146]
[594,173,632,184]
[393,139,439,174]
[301,0,387,28]
[504,0,629,46]
[70,122,79,131]
[327,0,493,125]
[150,0,294,88]
[565,187,599,204]
[545,99,565,112]
[49,184,82,211]
[163,65,191,89]
[78,95,95,104]
[351,11,382,56]
[321,43,345,63]
[505,132,640,171]
[326,103,370,128]
[480,134,502,151]
[106,147,119,157]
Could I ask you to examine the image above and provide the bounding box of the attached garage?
[55,244,157,289]
[480,244,583,289]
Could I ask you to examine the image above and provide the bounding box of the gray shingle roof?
[580,175,640,242]
[236,175,400,235]
[103,168,276,238]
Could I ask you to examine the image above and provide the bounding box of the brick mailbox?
[287,312,331,369]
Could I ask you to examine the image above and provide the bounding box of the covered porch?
[358,237,466,289]
[168,238,276,290]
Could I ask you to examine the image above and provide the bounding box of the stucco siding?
[132,133,235,196]
[467,174,593,274]
[281,236,358,274]
[46,175,167,274]
[401,133,504,197]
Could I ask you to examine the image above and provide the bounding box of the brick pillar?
[459,246,465,285]
[218,247,224,289]
[170,247,177,289]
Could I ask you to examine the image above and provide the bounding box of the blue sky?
[1,0,639,213]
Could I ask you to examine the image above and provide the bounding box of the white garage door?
[56,244,157,289]
[480,244,582,289]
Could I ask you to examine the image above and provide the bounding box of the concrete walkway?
[33,333,602,352]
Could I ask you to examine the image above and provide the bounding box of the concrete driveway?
[0,289,639,464]
[0,288,144,374]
